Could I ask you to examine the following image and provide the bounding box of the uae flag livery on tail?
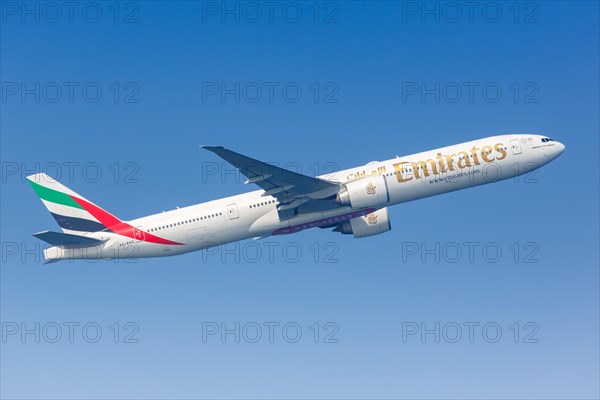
[26,173,182,245]
[27,173,109,234]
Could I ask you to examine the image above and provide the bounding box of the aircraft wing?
[201,146,341,213]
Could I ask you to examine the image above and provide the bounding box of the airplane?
[27,134,565,262]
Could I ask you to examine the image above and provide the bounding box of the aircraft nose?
[542,139,565,161]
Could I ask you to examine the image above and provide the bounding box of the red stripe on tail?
[69,196,183,246]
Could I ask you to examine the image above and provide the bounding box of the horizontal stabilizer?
[33,231,106,247]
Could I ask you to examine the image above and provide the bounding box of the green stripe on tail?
[28,180,84,209]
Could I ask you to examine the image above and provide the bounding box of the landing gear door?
[227,203,239,220]
[510,139,522,155]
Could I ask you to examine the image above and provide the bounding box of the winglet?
[200,145,224,151]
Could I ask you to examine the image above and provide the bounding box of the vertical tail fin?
[26,173,122,234]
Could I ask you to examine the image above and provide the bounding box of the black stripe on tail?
[50,212,106,232]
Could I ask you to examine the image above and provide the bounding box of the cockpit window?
[542,137,554,143]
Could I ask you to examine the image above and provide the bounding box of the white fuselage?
[44,134,564,261]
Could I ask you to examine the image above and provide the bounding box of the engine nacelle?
[334,207,392,238]
[336,174,390,209]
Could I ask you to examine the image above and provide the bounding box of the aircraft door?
[133,226,146,241]
[227,203,239,220]
[510,139,522,155]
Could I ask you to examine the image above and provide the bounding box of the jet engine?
[333,207,391,238]
[336,174,390,209]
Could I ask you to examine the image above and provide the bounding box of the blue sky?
[1,1,598,399]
